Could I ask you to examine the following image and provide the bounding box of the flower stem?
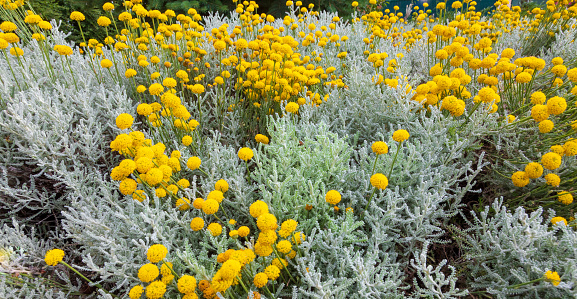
[387,142,402,178]
[59,261,116,297]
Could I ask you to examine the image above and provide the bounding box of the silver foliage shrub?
[2,4,577,298]
[0,22,135,222]
[457,199,577,298]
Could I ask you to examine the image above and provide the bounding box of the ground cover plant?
[1,0,577,298]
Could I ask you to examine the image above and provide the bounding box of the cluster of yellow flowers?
[126,199,304,298]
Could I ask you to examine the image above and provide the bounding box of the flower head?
[190,217,205,231]
[541,152,562,170]
[138,263,159,282]
[558,191,573,205]
[264,265,280,280]
[70,11,85,21]
[370,173,389,189]
[250,200,269,218]
[255,134,270,144]
[202,199,219,215]
[238,226,250,237]
[102,2,114,11]
[392,129,410,142]
[187,156,201,170]
[177,275,197,294]
[551,216,567,226]
[524,162,543,179]
[115,113,134,130]
[128,285,144,299]
[325,190,341,205]
[254,272,268,288]
[145,281,166,299]
[511,171,530,187]
[285,102,299,114]
[214,179,229,193]
[147,244,168,263]
[544,270,561,286]
[207,223,223,236]
[545,173,561,187]
[257,213,278,231]
[44,249,65,266]
[371,141,388,155]
[238,147,254,161]
[97,16,111,27]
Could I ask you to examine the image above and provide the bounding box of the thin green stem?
[59,261,117,297]
[387,142,402,178]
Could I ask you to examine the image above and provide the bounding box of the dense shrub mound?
[1,0,576,298]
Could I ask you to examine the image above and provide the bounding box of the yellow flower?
[102,2,114,11]
[538,120,554,133]
[207,223,223,236]
[511,171,530,187]
[54,45,73,56]
[100,59,113,68]
[292,232,306,244]
[192,198,204,209]
[546,96,567,115]
[145,281,166,299]
[44,249,65,266]
[248,201,269,219]
[370,173,389,189]
[0,21,17,32]
[182,135,193,146]
[371,141,388,155]
[524,163,543,179]
[125,69,137,78]
[70,11,85,21]
[264,265,280,280]
[9,47,23,56]
[207,190,224,203]
[214,179,229,193]
[545,173,561,187]
[176,197,191,211]
[531,105,549,122]
[257,213,278,231]
[186,156,201,170]
[115,113,134,130]
[149,83,164,96]
[544,270,561,286]
[128,285,144,299]
[551,217,567,226]
[163,77,177,88]
[202,199,219,215]
[541,152,562,170]
[119,178,137,195]
[137,263,159,282]
[238,226,250,237]
[190,217,205,231]
[147,244,168,263]
[392,129,409,142]
[238,147,254,161]
[254,272,268,288]
[145,168,163,186]
[557,191,573,205]
[285,102,300,114]
[177,275,197,294]
[352,1,359,7]
[255,134,270,144]
[276,240,292,254]
[325,190,341,205]
[515,72,532,83]
[97,16,111,27]
[2,33,19,44]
